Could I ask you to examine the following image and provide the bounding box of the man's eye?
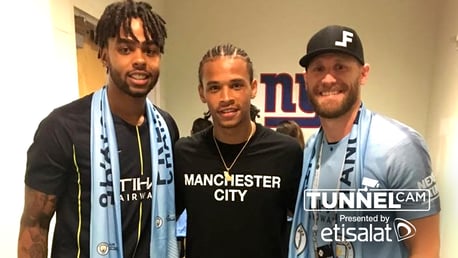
[231,83,243,89]
[310,66,324,73]
[334,64,346,71]
[119,47,131,54]
[207,85,219,92]
[145,48,159,56]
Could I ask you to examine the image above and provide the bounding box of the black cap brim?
[299,48,364,69]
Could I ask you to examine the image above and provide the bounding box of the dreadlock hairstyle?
[94,0,167,59]
[191,111,212,135]
[249,104,260,122]
[198,43,254,86]
[203,110,211,120]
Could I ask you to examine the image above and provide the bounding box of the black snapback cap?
[299,25,364,68]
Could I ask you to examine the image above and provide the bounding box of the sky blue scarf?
[90,87,178,258]
[288,104,372,258]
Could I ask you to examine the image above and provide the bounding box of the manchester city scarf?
[90,86,178,258]
[288,104,372,258]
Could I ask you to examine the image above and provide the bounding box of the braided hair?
[94,0,167,59]
[198,43,254,86]
[250,104,260,122]
[191,111,212,135]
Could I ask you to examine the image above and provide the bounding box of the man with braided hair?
[18,1,179,257]
[174,43,303,258]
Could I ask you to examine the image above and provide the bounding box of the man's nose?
[219,86,233,103]
[132,49,146,69]
[321,73,337,84]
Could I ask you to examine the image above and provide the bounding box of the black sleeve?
[173,139,186,216]
[25,111,73,195]
[287,144,304,212]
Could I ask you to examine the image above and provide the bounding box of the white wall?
[0,0,78,256]
[426,0,458,257]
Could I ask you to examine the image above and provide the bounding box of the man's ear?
[99,48,108,65]
[360,64,370,85]
[303,71,308,91]
[198,84,206,103]
[250,79,258,99]
[98,49,109,73]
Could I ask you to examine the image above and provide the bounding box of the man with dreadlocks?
[18,1,179,257]
[174,43,303,258]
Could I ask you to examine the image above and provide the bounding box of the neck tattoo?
[213,122,255,182]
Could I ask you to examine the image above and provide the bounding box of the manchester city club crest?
[97,242,109,256]
[155,216,163,228]
[295,224,307,254]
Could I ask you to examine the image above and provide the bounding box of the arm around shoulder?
[18,185,57,258]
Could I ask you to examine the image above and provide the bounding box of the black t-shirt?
[24,93,179,258]
[174,124,303,258]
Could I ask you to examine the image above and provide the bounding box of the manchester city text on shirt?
[184,173,281,202]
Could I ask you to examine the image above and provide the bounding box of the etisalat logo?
[293,217,417,256]
[302,177,432,243]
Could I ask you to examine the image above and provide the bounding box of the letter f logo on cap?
[335,31,354,48]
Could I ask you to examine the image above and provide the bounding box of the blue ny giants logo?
[260,73,320,128]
